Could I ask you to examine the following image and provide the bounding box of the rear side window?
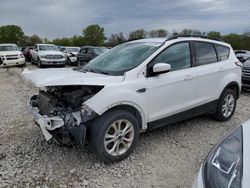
[215,45,230,61]
[193,42,217,66]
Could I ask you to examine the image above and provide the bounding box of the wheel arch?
[101,103,147,131]
[221,81,240,99]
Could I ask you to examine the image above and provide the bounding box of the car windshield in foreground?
[0,45,18,51]
[93,47,109,55]
[79,42,161,76]
[67,48,80,53]
[39,45,59,51]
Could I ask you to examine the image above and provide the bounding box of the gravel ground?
[0,63,250,188]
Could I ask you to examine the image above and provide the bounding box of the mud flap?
[68,123,86,145]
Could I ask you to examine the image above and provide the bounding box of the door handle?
[184,75,194,81]
[136,88,147,93]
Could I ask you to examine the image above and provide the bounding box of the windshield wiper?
[81,68,111,75]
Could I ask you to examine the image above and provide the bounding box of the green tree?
[222,34,242,50]
[0,25,24,45]
[180,29,193,35]
[107,33,127,47]
[82,25,105,46]
[30,35,42,46]
[128,29,147,41]
[207,31,221,39]
[149,29,168,38]
[52,37,72,46]
[180,29,206,36]
[71,35,85,46]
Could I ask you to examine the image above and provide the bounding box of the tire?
[88,110,139,163]
[77,59,81,67]
[31,58,35,65]
[212,89,237,122]
[37,59,43,68]
[21,62,26,67]
[66,57,70,66]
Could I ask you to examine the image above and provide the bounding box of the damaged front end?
[29,85,102,145]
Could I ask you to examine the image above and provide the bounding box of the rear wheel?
[88,110,139,163]
[212,89,237,122]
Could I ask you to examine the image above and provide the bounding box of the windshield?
[80,42,160,76]
[39,45,59,51]
[67,48,80,53]
[0,45,18,51]
[93,47,109,55]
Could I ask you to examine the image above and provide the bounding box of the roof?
[36,44,56,46]
[0,43,17,46]
[128,36,230,47]
[65,46,80,49]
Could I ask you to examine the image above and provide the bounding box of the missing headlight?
[203,126,243,188]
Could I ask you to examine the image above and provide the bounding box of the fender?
[218,70,241,98]
[84,84,148,130]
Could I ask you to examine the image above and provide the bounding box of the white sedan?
[193,120,250,188]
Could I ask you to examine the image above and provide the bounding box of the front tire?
[213,89,237,122]
[88,110,139,163]
[37,59,43,68]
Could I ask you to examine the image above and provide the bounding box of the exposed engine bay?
[30,85,103,145]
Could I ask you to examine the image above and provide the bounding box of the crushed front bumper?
[28,96,86,145]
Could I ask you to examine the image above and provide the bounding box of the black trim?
[147,100,218,130]
[136,88,147,93]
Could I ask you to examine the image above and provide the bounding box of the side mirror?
[152,63,171,75]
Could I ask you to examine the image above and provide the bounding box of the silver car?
[193,120,250,188]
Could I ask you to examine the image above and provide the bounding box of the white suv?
[25,36,242,163]
[0,44,26,67]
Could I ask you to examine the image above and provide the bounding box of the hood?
[70,52,78,55]
[23,68,124,87]
[39,51,64,56]
[0,51,22,56]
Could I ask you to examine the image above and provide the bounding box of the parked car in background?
[193,119,250,188]
[21,46,33,62]
[0,44,26,67]
[235,50,250,89]
[30,44,65,68]
[25,36,241,163]
[235,50,250,63]
[62,47,80,66]
[77,46,109,66]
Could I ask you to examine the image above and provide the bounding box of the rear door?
[192,41,221,105]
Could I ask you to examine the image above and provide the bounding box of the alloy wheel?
[221,93,235,118]
[104,119,135,156]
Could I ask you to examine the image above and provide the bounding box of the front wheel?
[88,110,139,163]
[212,89,237,122]
[37,59,43,68]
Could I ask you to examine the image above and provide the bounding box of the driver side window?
[151,42,191,72]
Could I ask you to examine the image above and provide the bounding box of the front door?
[147,42,197,122]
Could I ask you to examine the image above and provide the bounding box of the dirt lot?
[0,63,249,188]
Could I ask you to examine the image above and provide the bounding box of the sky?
[0,0,250,39]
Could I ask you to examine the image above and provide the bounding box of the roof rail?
[164,35,224,42]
